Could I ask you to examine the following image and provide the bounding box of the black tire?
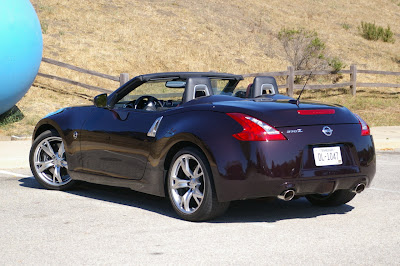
[167,147,229,221]
[305,189,356,207]
[29,130,75,190]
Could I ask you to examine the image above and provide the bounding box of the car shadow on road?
[212,198,354,223]
[19,177,354,223]
[18,177,176,219]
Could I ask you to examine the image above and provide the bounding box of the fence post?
[120,73,129,87]
[287,66,294,97]
[350,65,357,96]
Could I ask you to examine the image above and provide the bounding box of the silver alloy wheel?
[33,136,70,186]
[169,154,205,214]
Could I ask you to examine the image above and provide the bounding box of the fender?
[144,109,239,200]
[32,106,95,171]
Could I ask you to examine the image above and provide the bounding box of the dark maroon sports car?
[29,72,376,221]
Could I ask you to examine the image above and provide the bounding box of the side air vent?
[147,116,163,137]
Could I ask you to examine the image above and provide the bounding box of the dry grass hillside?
[1,0,400,136]
[34,0,400,78]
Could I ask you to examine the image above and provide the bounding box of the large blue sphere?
[0,0,43,115]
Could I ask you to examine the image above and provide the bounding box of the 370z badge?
[286,129,303,134]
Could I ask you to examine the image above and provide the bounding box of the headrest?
[248,76,279,98]
[182,77,213,103]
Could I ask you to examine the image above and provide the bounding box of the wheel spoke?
[171,176,190,189]
[193,187,204,199]
[181,157,193,178]
[58,142,65,157]
[192,187,204,206]
[182,189,193,212]
[53,166,63,183]
[41,140,56,158]
[36,160,54,173]
[193,164,202,178]
[192,194,200,206]
[61,160,68,169]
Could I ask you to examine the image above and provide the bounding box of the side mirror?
[93,93,107,108]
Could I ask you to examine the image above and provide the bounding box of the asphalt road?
[0,151,399,265]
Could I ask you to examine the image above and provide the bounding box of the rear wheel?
[305,190,356,207]
[29,130,75,190]
[167,147,229,221]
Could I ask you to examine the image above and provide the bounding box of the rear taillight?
[354,113,370,136]
[227,113,287,141]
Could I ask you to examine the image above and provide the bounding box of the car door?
[79,107,161,180]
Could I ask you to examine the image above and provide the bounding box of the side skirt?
[69,168,166,197]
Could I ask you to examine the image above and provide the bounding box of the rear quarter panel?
[148,108,246,198]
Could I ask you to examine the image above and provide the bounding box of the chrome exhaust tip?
[278,189,295,201]
[353,183,366,194]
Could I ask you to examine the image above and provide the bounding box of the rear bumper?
[294,175,370,195]
[214,174,371,202]
[208,124,376,202]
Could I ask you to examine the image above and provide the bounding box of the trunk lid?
[213,98,359,127]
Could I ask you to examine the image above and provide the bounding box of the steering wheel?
[122,101,135,108]
[134,95,163,111]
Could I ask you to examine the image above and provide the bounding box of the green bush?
[41,21,48,34]
[0,106,24,127]
[328,57,346,73]
[341,23,351,30]
[359,22,395,43]
[382,26,394,42]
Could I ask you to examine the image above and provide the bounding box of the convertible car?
[29,72,376,221]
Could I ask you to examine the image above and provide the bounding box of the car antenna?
[296,71,313,107]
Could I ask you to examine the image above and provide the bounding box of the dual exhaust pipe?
[278,182,366,201]
[277,189,296,201]
[352,182,366,194]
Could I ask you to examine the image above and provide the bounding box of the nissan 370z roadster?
[29,72,376,221]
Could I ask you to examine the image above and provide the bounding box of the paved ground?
[0,132,399,264]
[370,126,400,151]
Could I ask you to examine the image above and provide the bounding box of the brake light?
[227,113,287,141]
[354,113,370,136]
[297,109,335,115]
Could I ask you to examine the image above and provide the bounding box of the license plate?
[313,146,342,166]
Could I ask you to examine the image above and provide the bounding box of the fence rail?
[38,58,400,97]
[38,57,129,94]
[42,58,119,81]
[244,65,400,97]
[37,72,111,94]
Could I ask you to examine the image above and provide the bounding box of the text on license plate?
[313,146,342,166]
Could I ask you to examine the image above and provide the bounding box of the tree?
[278,28,326,70]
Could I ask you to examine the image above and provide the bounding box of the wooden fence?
[243,65,400,97]
[38,57,129,94]
[38,58,400,97]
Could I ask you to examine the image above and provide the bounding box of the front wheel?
[305,190,356,207]
[29,130,75,190]
[167,147,229,221]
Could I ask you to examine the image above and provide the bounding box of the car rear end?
[210,100,376,202]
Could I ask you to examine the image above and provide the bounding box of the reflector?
[297,109,335,115]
